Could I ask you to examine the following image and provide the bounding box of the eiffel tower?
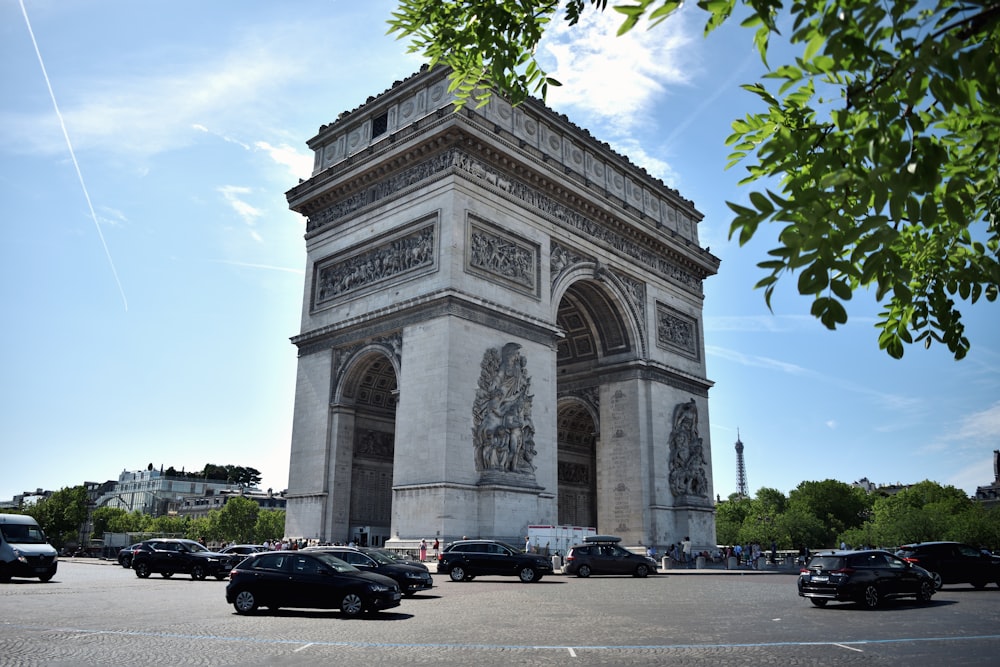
[735,429,749,499]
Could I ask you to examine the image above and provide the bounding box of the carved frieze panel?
[313,219,436,308]
[354,429,395,462]
[655,302,699,360]
[466,216,540,298]
[558,461,591,485]
[307,148,702,291]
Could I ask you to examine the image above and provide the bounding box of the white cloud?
[217,185,263,235]
[540,9,695,130]
[6,41,303,159]
[953,401,1000,441]
[255,141,313,182]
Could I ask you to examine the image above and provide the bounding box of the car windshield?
[0,522,47,544]
[312,552,361,573]
[364,549,397,565]
[183,542,209,553]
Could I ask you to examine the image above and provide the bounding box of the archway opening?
[344,354,398,547]
[557,401,597,527]
[555,279,634,532]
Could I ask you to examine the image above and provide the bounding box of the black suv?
[306,546,433,596]
[131,538,231,580]
[896,541,1000,590]
[437,539,552,583]
[564,535,657,578]
[798,549,935,609]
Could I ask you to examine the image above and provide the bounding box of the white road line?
[833,643,864,653]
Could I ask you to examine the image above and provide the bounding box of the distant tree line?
[88,498,285,547]
[152,463,262,488]
[13,489,284,550]
[717,480,1000,551]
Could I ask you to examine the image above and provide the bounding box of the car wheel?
[340,592,364,617]
[38,569,55,583]
[120,559,131,569]
[134,562,150,578]
[917,580,935,602]
[577,564,591,578]
[862,584,881,609]
[928,570,943,590]
[810,598,828,607]
[518,566,538,583]
[191,565,206,580]
[233,589,258,615]
[215,573,227,580]
[971,578,987,590]
[634,563,650,578]
[449,565,466,582]
[161,572,174,579]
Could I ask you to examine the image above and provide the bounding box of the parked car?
[896,541,1000,590]
[368,548,429,572]
[563,535,657,578]
[131,539,231,580]
[798,549,936,609]
[219,544,267,569]
[307,546,433,596]
[226,551,401,616]
[437,539,552,583]
[117,543,144,568]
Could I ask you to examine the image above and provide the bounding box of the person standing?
[525,535,531,553]
[433,538,440,560]
[682,536,692,567]
[419,539,427,561]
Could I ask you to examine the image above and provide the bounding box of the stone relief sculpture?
[315,225,434,305]
[668,399,709,498]
[472,342,537,480]
[469,222,537,292]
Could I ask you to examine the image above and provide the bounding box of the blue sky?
[2,0,997,505]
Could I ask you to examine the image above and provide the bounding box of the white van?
[0,513,59,582]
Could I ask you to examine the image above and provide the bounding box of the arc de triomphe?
[283,66,720,553]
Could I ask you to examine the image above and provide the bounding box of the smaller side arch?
[551,263,647,363]
[331,335,402,406]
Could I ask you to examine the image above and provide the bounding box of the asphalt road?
[1,559,998,666]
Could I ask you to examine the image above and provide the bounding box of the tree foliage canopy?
[389,0,1000,359]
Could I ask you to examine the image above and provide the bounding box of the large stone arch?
[284,66,720,554]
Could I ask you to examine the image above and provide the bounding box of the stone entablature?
[290,66,708,250]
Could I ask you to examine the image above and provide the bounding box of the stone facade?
[284,66,720,553]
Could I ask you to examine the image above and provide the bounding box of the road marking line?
[293,643,315,652]
[833,643,864,653]
[566,647,577,657]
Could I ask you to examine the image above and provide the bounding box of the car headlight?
[12,547,28,564]
[368,582,392,592]
[404,571,424,579]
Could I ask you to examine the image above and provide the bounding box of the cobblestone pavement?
[2,559,997,666]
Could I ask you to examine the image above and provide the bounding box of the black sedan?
[226,551,401,617]
[306,546,433,596]
[798,549,936,609]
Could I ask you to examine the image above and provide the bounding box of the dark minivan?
[798,549,935,609]
[563,535,657,578]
